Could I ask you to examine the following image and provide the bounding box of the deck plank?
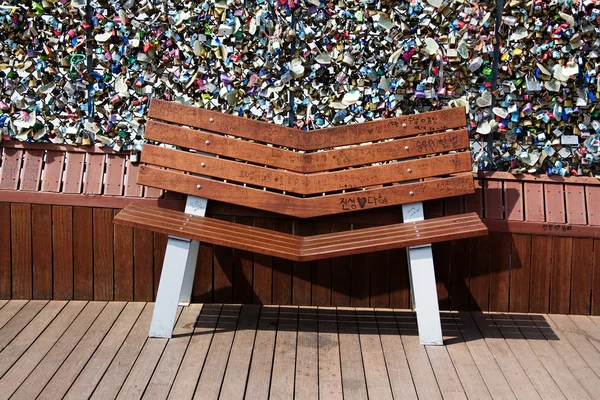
[63,302,146,400]
[441,313,491,400]
[374,309,417,400]
[396,311,443,399]
[0,301,85,398]
[293,307,319,400]
[143,304,203,400]
[194,304,241,400]
[168,304,221,400]
[37,302,127,400]
[317,307,344,400]
[0,300,28,330]
[0,300,47,351]
[548,314,600,371]
[269,306,298,400]
[116,307,183,400]
[10,302,108,399]
[337,307,368,400]
[569,315,600,353]
[244,306,279,400]
[490,313,566,399]
[0,301,66,376]
[510,314,591,400]
[91,304,155,400]
[532,314,600,398]
[452,312,516,400]
[356,308,393,400]
[471,312,541,400]
[219,305,261,400]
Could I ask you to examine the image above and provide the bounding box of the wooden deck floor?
[0,301,599,400]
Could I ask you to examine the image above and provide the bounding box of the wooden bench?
[114,99,488,345]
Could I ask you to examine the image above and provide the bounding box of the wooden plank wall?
[2,144,600,314]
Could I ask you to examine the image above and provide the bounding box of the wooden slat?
[0,300,47,351]
[219,305,261,400]
[0,148,23,190]
[594,239,600,315]
[317,307,343,400]
[213,216,234,303]
[41,151,64,192]
[149,99,467,150]
[586,186,600,225]
[73,207,93,300]
[133,228,153,302]
[53,206,73,300]
[2,141,126,154]
[545,183,566,223]
[62,152,85,193]
[337,307,369,399]
[244,306,278,399]
[529,235,552,313]
[114,209,134,301]
[144,145,472,194]
[484,179,503,219]
[145,120,470,173]
[168,305,220,399]
[19,150,43,191]
[331,222,352,307]
[93,208,114,301]
[464,179,483,217]
[489,232,510,312]
[90,303,154,400]
[292,220,312,306]
[32,204,53,299]
[312,222,332,307]
[509,234,531,313]
[571,238,594,315]
[269,306,298,399]
[550,237,573,314]
[124,159,144,197]
[11,203,32,299]
[0,300,27,331]
[271,219,293,305]
[137,166,474,218]
[469,235,490,311]
[503,180,523,221]
[83,153,105,195]
[10,302,107,400]
[104,154,126,196]
[253,218,274,305]
[566,184,587,224]
[294,307,319,400]
[0,204,10,299]
[483,219,600,238]
[524,182,545,222]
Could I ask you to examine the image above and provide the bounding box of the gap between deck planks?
[2,302,600,399]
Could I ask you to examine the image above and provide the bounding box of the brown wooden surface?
[11,204,32,299]
[142,144,472,195]
[31,205,52,300]
[145,120,469,173]
[115,204,487,261]
[73,207,93,300]
[149,99,467,150]
[4,301,600,400]
[52,206,74,300]
[93,209,114,301]
[137,166,474,218]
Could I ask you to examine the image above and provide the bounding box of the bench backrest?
[138,99,473,218]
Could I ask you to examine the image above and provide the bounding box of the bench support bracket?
[149,195,207,338]
[402,202,443,346]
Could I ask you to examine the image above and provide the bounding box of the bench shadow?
[173,303,559,343]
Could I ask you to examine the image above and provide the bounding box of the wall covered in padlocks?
[1,0,599,176]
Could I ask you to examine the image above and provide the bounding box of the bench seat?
[115,204,487,262]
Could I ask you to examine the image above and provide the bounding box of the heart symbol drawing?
[357,197,367,209]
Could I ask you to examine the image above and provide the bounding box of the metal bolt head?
[196,184,202,189]
[409,191,414,196]
[201,162,206,167]
[404,145,409,150]
[205,140,210,145]
[402,123,407,128]
[209,117,214,122]
[407,168,412,173]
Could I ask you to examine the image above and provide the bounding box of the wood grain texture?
[149,99,467,150]
[104,155,126,196]
[137,166,475,218]
[133,228,154,302]
[73,207,93,300]
[570,238,593,315]
[145,121,470,173]
[550,237,573,314]
[113,209,134,301]
[503,180,523,221]
[468,235,490,311]
[272,218,293,305]
[0,203,11,298]
[213,216,234,304]
[593,239,600,315]
[11,203,32,299]
[31,205,53,299]
[545,183,566,223]
[483,180,503,219]
[93,208,114,301]
[0,149,23,190]
[62,153,85,194]
[509,234,531,312]
[253,218,273,305]
[524,182,545,222]
[41,151,64,192]
[52,206,73,300]
[489,232,510,312]
[143,145,471,194]
[83,153,105,195]
[529,235,552,313]
[586,186,600,225]
[19,150,43,191]
[565,184,587,225]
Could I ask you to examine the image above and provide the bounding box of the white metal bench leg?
[149,196,207,338]
[402,202,443,346]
